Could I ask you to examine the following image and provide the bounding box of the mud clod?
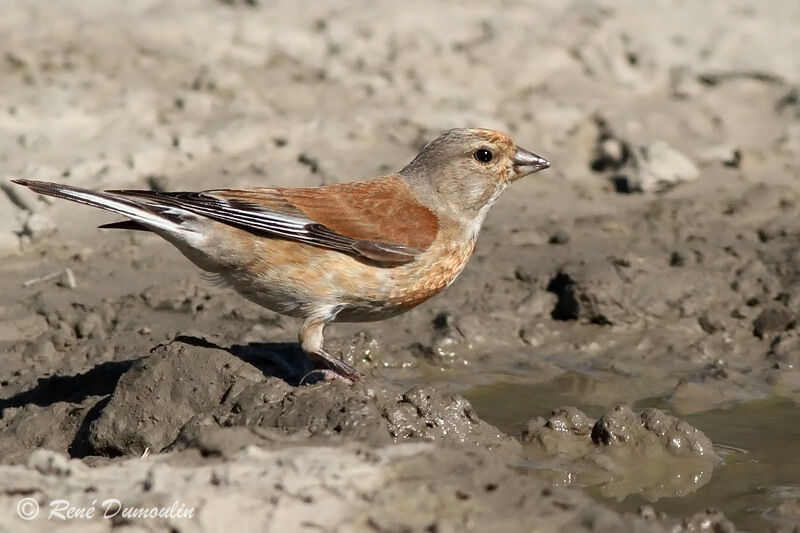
[385,386,517,450]
[544,406,594,435]
[87,342,264,455]
[526,405,715,460]
[753,305,796,338]
[678,509,736,533]
[523,405,718,500]
[61,339,518,456]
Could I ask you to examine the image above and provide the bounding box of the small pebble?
[548,229,570,245]
[753,305,795,338]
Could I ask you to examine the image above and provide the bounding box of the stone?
[619,140,700,193]
[753,305,795,338]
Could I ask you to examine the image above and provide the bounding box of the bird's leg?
[299,316,364,382]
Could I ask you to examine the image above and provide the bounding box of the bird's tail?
[10,179,188,234]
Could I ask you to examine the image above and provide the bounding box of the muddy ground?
[1,1,800,531]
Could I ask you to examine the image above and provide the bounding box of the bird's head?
[400,128,550,232]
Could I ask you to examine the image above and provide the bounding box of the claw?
[305,348,364,383]
[299,369,355,386]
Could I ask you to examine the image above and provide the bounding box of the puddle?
[464,374,800,532]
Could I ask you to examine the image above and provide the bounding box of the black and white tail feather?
[10,179,198,236]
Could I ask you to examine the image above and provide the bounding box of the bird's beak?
[511,147,550,181]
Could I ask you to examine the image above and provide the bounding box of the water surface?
[464,374,800,532]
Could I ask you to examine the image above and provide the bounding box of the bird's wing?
[112,176,439,264]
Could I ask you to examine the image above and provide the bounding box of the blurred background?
[1,1,800,531]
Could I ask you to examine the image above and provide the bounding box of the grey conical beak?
[512,147,550,179]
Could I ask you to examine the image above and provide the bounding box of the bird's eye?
[474,148,493,163]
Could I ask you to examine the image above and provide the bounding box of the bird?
[12,128,549,382]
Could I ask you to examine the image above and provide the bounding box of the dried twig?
[22,267,76,289]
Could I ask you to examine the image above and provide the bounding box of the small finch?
[12,128,549,382]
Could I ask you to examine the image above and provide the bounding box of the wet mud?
[2,0,800,531]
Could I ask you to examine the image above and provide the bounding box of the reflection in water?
[463,374,800,532]
[520,449,715,502]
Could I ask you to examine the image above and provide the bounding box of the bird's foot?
[299,369,353,386]
[303,348,364,384]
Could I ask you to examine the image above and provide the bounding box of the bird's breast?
[334,239,475,322]
[389,239,476,308]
